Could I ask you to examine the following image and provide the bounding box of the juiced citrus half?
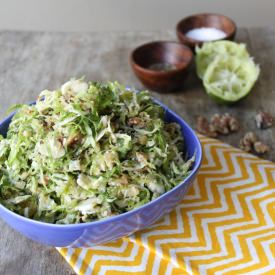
[196,41,250,79]
[203,55,260,103]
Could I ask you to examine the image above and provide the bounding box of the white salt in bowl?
[176,13,236,49]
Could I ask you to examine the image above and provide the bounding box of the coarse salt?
[186,27,227,41]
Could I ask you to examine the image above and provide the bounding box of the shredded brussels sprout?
[0,79,194,224]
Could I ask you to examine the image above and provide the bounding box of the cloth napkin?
[57,135,275,275]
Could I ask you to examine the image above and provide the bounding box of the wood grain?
[0,28,274,275]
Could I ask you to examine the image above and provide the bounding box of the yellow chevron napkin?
[57,135,275,275]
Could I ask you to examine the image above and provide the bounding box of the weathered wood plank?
[0,28,274,275]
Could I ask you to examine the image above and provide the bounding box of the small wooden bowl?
[130,41,193,92]
[176,13,237,49]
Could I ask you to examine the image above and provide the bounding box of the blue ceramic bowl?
[0,100,202,247]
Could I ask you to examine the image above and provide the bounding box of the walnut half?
[253,141,270,154]
[255,111,273,129]
[211,113,240,135]
[196,116,217,137]
[239,132,270,154]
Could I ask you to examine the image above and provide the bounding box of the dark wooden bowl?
[176,13,237,49]
[130,41,193,93]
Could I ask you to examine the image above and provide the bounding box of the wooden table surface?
[0,28,274,275]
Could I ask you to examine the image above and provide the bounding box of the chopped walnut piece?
[66,133,82,147]
[128,117,144,127]
[138,135,148,145]
[239,140,252,152]
[136,152,148,163]
[227,114,240,132]
[211,114,230,134]
[118,174,129,185]
[196,113,239,137]
[239,132,257,152]
[196,116,217,137]
[244,132,258,144]
[210,113,240,135]
[255,111,273,129]
[164,122,180,135]
[39,176,49,186]
[253,141,270,154]
[239,132,270,155]
[43,176,49,185]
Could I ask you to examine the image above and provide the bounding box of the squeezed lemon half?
[203,56,260,103]
[196,41,260,103]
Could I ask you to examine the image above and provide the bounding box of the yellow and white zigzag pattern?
[58,136,275,275]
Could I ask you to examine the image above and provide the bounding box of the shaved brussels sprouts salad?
[0,79,194,224]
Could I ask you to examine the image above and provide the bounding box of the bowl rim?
[130,40,193,76]
[0,97,202,229]
[176,12,237,44]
